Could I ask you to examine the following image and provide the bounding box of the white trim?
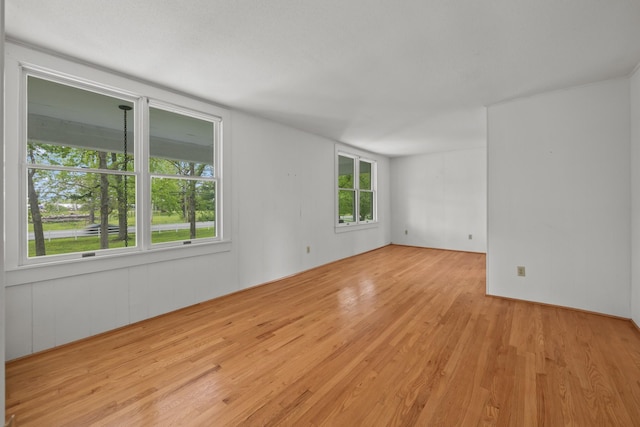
[138,96,151,253]
[149,98,223,123]
[20,62,141,102]
[335,222,379,233]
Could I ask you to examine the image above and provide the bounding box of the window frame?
[358,158,375,223]
[4,43,231,277]
[335,150,378,229]
[147,99,221,248]
[20,69,143,263]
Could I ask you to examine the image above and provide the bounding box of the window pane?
[359,160,372,190]
[338,189,355,223]
[359,191,374,221]
[27,169,136,257]
[28,76,134,169]
[149,107,214,177]
[151,177,216,243]
[338,155,354,189]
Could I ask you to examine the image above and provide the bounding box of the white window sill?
[5,240,232,286]
[335,222,379,233]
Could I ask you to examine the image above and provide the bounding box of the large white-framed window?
[5,43,230,275]
[336,151,377,227]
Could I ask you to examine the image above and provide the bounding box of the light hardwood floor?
[6,245,640,426]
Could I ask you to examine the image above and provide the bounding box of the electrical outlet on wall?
[517,266,526,277]
[404,229,408,235]
[468,234,473,240]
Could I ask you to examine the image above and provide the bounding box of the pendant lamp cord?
[119,105,131,247]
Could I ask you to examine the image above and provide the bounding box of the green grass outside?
[151,227,215,244]
[29,227,216,257]
[29,235,134,256]
[29,218,136,232]
[151,213,191,225]
[29,221,86,232]
[29,212,213,232]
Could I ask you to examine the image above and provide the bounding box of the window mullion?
[355,158,360,224]
[138,97,150,250]
[215,121,222,239]
[27,164,137,176]
[19,67,29,263]
[150,173,215,182]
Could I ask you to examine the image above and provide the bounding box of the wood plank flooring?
[6,245,640,426]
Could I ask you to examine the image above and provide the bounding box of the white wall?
[4,45,390,360]
[7,251,239,359]
[1,0,6,421]
[233,112,390,289]
[487,78,631,317]
[631,65,640,326]
[390,148,486,252]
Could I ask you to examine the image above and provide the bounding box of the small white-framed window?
[336,151,377,226]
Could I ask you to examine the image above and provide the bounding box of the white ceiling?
[6,0,640,157]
